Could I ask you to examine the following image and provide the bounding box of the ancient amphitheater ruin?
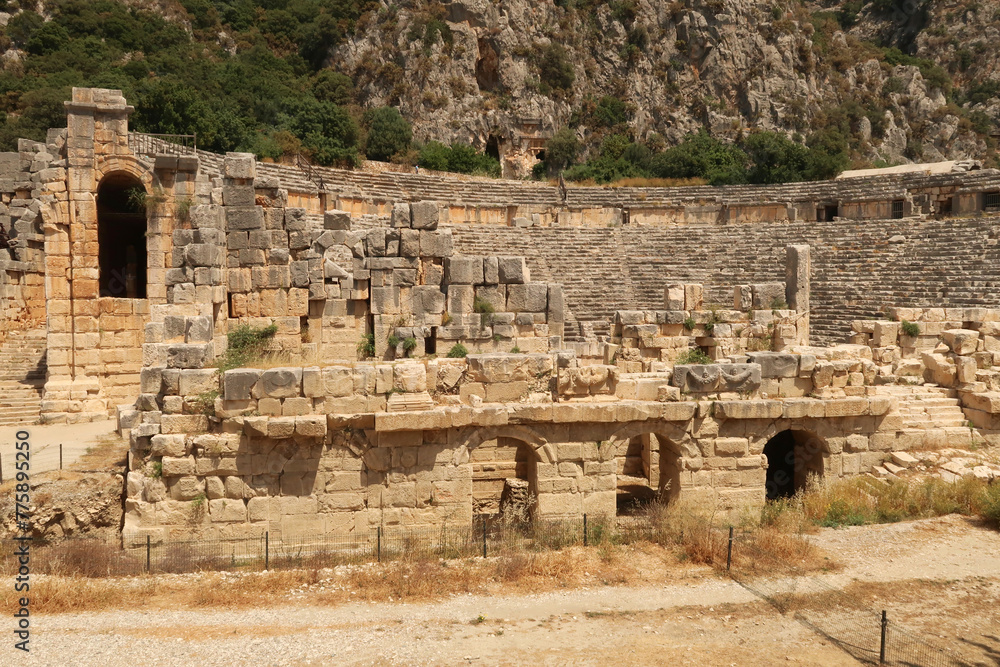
[3,88,1000,541]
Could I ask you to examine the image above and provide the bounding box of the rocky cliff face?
[331,0,994,175]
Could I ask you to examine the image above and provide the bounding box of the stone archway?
[97,171,148,298]
[456,425,550,521]
[604,422,692,514]
[762,428,825,499]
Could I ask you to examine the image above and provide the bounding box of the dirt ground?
[7,514,1000,666]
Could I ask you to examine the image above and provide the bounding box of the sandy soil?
[8,515,999,666]
[0,420,116,475]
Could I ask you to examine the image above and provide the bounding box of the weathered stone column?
[785,244,810,345]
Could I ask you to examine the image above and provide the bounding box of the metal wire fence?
[0,513,975,665]
[727,531,970,667]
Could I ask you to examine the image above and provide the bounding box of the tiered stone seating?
[0,329,46,426]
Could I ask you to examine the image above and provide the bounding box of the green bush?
[447,343,469,358]
[683,317,695,331]
[402,336,417,353]
[363,106,411,162]
[418,141,500,177]
[216,323,278,371]
[357,333,376,359]
[676,349,712,365]
[649,129,748,185]
[387,334,400,349]
[900,320,920,337]
[538,43,575,92]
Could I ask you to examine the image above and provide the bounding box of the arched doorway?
[97,172,147,298]
[470,436,537,520]
[615,433,681,515]
[762,429,824,499]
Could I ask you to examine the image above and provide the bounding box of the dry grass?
[71,432,128,471]
[760,475,1000,529]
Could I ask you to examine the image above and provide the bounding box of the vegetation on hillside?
[0,0,499,174]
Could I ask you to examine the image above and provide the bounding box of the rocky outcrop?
[332,0,992,175]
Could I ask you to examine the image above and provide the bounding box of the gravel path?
[5,515,998,666]
[0,421,116,476]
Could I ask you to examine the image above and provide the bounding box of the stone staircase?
[874,384,973,449]
[0,329,46,426]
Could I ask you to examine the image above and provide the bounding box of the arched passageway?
[762,429,824,499]
[616,433,681,515]
[97,172,147,298]
[470,436,537,520]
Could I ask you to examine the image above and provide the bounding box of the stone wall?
[450,215,1000,345]
[118,301,901,541]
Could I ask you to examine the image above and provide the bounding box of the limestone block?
[921,352,956,386]
[324,209,351,230]
[734,285,752,311]
[506,282,548,312]
[557,365,616,396]
[956,356,978,384]
[712,400,782,420]
[295,416,327,438]
[873,321,899,347]
[282,397,312,416]
[205,476,225,500]
[391,202,411,228]
[223,184,254,206]
[399,229,420,257]
[169,476,205,501]
[268,416,296,439]
[747,352,799,378]
[752,283,786,309]
[178,369,218,397]
[419,229,452,257]
[942,329,979,355]
[150,434,187,457]
[394,363,427,393]
[253,367,302,399]
[224,152,256,179]
[160,414,209,434]
[410,201,439,230]
[226,206,264,231]
[445,256,484,285]
[371,286,400,314]
[497,257,529,284]
[684,284,703,311]
[466,353,553,383]
[140,367,163,394]
[209,498,247,523]
[166,343,211,369]
[665,284,685,310]
[480,256,500,285]
[447,284,474,314]
[547,285,565,323]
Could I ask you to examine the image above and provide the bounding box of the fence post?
[482,521,487,558]
[583,514,588,547]
[880,610,887,664]
[726,526,734,571]
[1,453,4,482]
[377,526,382,563]
[265,531,269,570]
[59,443,63,470]
[146,535,151,573]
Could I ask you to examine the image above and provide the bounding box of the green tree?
[312,69,355,105]
[538,43,575,92]
[419,141,451,171]
[649,130,748,185]
[804,128,850,180]
[288,98,360,167]
[545,127,579,173]
[363,106,411,161]
[741,131,809,184]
